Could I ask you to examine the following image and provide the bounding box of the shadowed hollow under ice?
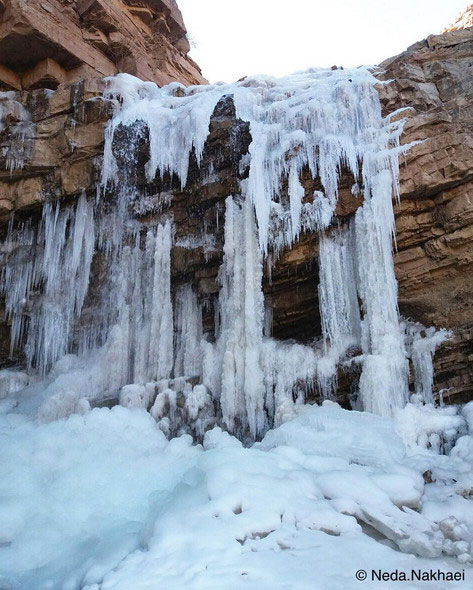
[0,68,470,589]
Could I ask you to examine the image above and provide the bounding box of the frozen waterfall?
[0,67,446,439]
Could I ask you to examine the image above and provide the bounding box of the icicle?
[0,92,34,172]
[1,194,94,374]
[101,69,388,254]
[0,219,36,356]
[102,74,224,190]
[148,220,174,380]
[113,220,174,384]
[404,322,452,404]
[203,196,266,440]
[317,224,361,396]
[174,285,203,378]
[354,167,409,416]
[288,163,305,242]
[2,66,439,435]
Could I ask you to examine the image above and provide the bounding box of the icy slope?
[0,402,472,589]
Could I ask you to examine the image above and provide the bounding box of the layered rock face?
[0,0,205,91]
[377,28,473,403]
[0,12,472,405]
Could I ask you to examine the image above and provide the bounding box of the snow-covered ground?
[1,397,472,590]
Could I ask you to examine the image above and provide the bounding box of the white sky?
[178,0,468,83]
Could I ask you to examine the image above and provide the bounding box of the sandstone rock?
[0,198,12,214]
[0,0,205,92]
[378,27,473,403]
[22,58,67,90]
[60,159,96,194]
[0,64,22,91]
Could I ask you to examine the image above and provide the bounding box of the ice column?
[208,196,266,440]
[354,165,409,416]
[406,323,451,403]
[174,285,203,378]
[122,220,174,384]
[318,224,361,395]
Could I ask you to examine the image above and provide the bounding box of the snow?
[395,402,466,451]
[461,401,473,433]
[259,400,406,468]
[0,407,199,590]
[119,384,150,409]
[0,369,29,399]
[1,402,471,589]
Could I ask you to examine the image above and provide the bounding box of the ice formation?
[208,196,266,440]
[1,401,473,589]
[174,285,203,378]
[1,194,95,374]
[100,68,416,429]
[0,68,448,439]
[404,322,452,404]
[0,91,35,172]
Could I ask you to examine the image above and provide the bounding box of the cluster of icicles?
[0,91,35,172]
[0,69,449,441]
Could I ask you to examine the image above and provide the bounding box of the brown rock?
[0,0,206,91]
[0,64,22,91]
[22,58,67,90]
[378,27,473,403]
[60,159,95,194]
[0,177,43,212]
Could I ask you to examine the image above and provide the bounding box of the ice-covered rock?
[0,368,29,399]
[119,384,150,410]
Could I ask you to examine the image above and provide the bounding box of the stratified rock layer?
[0,0,205,91]
[377,28,473,403]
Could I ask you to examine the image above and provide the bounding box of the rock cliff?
[0,0,205,91]
[0,5,472,405]
[378,28,473,403]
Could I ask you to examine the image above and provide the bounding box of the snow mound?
[1,402,472,589]
[0,407,198,589]
[258,401,406,467]
[0,369,29,399]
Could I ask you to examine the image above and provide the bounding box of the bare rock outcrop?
[0,0,205,91]
[377,28,473,403]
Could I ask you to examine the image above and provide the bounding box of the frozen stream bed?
[1,399,472,589]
